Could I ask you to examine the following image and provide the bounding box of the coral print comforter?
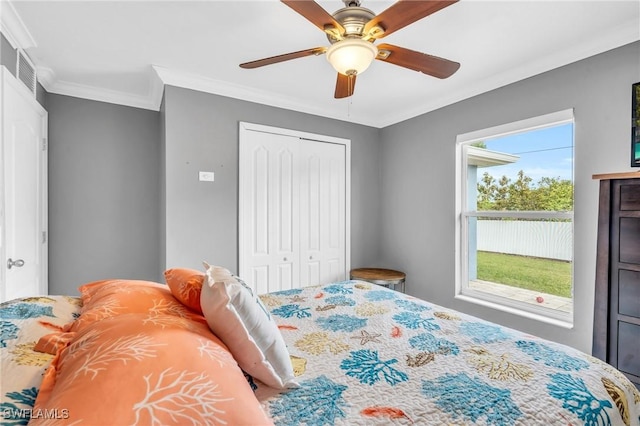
[1,281,639,426]
[256,281,640,426]
[0,296,81,425]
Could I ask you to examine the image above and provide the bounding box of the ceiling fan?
[240,0,461,99]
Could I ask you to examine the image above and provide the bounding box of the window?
[455,110,574,327]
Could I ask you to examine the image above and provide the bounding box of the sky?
[478,123,574,185]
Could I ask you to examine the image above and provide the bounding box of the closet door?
[239,123,350,294]
[299,141,346,286]
[239,129,299,295]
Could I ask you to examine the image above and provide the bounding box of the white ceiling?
[3,0,639,127]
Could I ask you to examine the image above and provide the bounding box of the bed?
[1,266,639,425]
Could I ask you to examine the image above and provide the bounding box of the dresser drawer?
[618,321,640,379]
[620,184,640,210]
[620,217,640,264]
[619,269,640,318]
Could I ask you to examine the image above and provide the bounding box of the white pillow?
[200,262,298,389]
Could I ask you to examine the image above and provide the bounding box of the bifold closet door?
[239,124,348,295]
[299,141,346,287]
[239,130,300,295]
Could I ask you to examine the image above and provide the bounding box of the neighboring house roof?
[467,146,519,168]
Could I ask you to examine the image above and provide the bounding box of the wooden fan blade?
[240,47,327,69]
[364,0,458,39]
[376,43,460,78]
[335,73,356,98]
[281,1,345,35]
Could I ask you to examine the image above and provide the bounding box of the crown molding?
[8,4,635,126]
[152,65,376,127]
[0,1,36,49]
[376,17,640,128]
[38,66,163,111]
[44,78,159,111]
[36,66,56,90]
[148,67,165,110]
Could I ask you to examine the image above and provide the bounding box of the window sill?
[455,290,574,329]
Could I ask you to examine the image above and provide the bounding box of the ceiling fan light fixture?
[326,39,378,76]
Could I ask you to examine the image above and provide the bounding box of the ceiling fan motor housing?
[327,6,377,43]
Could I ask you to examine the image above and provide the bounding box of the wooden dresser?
[592,172,640,388]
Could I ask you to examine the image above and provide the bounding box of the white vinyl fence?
[477,220,572,261]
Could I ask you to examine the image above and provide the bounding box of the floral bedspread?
[256,281,640,426]
[0,296,81,425]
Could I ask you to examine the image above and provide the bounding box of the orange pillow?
[67,279,204,332]
[33,280,273,426]
[164,268,205,313]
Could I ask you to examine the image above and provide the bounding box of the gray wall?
[162,86,382,274]
[47,94,161,294]
[30,35,638,352]
[1,33,17,76]
[379,41,640,353]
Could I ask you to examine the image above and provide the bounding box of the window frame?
[454,109,575,328]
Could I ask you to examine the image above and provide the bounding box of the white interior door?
[1,67,48,302]
[239,122,350,294]
[299,141,346,286]
[239,129,300,295]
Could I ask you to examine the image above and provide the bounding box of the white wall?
[379,41,640,353]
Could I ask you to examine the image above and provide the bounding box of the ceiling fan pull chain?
[348,75,353,117]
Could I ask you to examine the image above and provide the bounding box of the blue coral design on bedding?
[409,332,459,355]
[0,303,55,320]
[516,340,589,371]
[323,284,353,295]
[394,299,430,312]
[547,373,613,425]
[422,373,523,425]
[316,314,367,332]
[364,290,398,301]
[269,375,348,426]
[1,321,19,348]
[272,304,312,319]
[272,288,304,297]
[393,311,440,331]
[460,321,511,344]
[340,349,408,386]
[325,296,356,307]
[0,387,38,426]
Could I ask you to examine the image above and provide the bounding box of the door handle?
[7,258,25,269]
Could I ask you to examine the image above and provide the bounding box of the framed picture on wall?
[633,82,640,167]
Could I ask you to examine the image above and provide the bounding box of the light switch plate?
[199,171,215,182]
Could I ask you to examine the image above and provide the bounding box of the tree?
[476,170,573,212]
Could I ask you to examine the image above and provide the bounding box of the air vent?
[16,49,37,95]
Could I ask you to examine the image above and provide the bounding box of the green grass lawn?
[476,251,572,298]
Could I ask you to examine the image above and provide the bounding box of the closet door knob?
[7,258,25,269]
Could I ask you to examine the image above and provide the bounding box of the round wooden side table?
[350,268,406,293]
